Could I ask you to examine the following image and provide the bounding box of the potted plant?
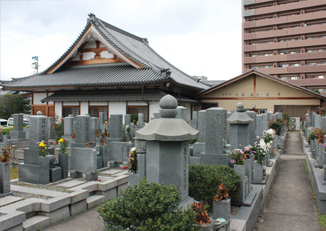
[191,201,213,231]
[213,183,230,222]
[0,142,13,195]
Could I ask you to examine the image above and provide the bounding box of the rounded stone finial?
[37,111,42,115]
[236,102,244,112]
[159,95,178,118]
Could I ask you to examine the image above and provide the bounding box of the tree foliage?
[0,94,30,119]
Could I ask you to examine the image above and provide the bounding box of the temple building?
[0,14,208,122]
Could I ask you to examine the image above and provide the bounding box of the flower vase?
[245,158,252,186]
[0,162,11,195]
[58,153,68,179]
[193,219,214,231]
[253,161,263,183]
[38,155,51,184]
[213,198,230,222]
[234,164,246,203]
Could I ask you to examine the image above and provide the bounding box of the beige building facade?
[199,70,325,118]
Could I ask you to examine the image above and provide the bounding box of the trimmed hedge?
[189,164,241,207]
[97,179,198,230]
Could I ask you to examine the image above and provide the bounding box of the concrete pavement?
[256,131,320,231]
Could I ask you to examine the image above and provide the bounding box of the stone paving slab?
[101,169,123,175]
[111,171,129,177]
[0,196,23,208]
[11,185,68,197]
[56,180,85,188]
[98,176,115,181]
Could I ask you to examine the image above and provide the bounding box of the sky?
[0,0,242,82]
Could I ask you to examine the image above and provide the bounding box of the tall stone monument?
[135,95,199,206]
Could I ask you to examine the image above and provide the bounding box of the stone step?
[0,196,23,208]
[23,215,50,231]
[86,195,105,209]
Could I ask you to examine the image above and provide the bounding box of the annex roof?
[42,90,197,103]
[200,69,326,100]
[1,14,208,91]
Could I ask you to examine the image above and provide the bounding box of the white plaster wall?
[34,93,47,105]
[109,102,126,115]
[149,101,160,120]
[80,102,89,115]
[55,102,62,118]
[101,51,114,58]
[83,52,95,60]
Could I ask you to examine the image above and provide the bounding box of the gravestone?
[135,94,199,207]
[10,114,26,140]
[48,117,56,139]
[0,163,11,197]
[256,115,263,139]
[64,115,74,136]
[176,106,187,121]
[226,112,232,144]
[227,102,253,150]
[72,115,90,147]
[275,112,282,120]
[71,148,98,181]
[89,117,98,145]
[270,114,276,122]
[124,114,131,126]
[109,115,123,141]
[315,115,321,129]
[191,111,198,129]
[246,111,256,146]
[108,142,132,163]
[138,113,145,128]
[321,117,326,132]
[197,110,206,143]
[311,112,316,127]
[262,114,268,131]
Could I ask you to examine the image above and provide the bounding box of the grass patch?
[304,160,309,175]
[10,165,19,179]
[319,215,326,230]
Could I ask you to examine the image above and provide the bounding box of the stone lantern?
[136,95,198,204]
[227,102,253,150]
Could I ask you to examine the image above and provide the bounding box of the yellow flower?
[39,142,46,147]
[59,138,64,144]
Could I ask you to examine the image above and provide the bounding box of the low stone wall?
[0,175,128,231]
[301,132,326,214]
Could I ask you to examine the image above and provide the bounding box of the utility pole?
[32,56,39,74]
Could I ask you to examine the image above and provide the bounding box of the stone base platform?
[0,168,129,231]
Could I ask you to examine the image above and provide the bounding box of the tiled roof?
[1,14,208,91]
[201,80,226,87]
[42,90,198,103]
[2,64,165,88]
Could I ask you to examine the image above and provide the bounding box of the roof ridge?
[96,18,146,43]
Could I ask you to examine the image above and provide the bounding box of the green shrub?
[308,131,316,144]
[189,164,241,208]
[131,114,138,124]
[1,127,13,135]
[269,121,281,135]
[97,178,198,231]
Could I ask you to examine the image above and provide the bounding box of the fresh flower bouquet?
[128,147,137,173]
[243,145,252,160]
[264,129,275,144]
[39,140,48,157]
[230,149,245,165]
[58,138,69,154]
[252,139,267,165]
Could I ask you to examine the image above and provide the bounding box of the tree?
[0,94,30,119]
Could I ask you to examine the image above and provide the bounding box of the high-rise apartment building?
[242,0,326,94]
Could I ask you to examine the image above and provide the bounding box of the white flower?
[259,139,267,151]
[130,147,136,153]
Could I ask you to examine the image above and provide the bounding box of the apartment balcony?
[244,38,326,52]
[244,51,326,64]
[287,78,326,87]
[243,11,326,29]
[243,1,326,17]
[244,65,326,75]
[244,24,326,40]
[243,0,274,5]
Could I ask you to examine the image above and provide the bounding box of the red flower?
[121,166,128,170]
